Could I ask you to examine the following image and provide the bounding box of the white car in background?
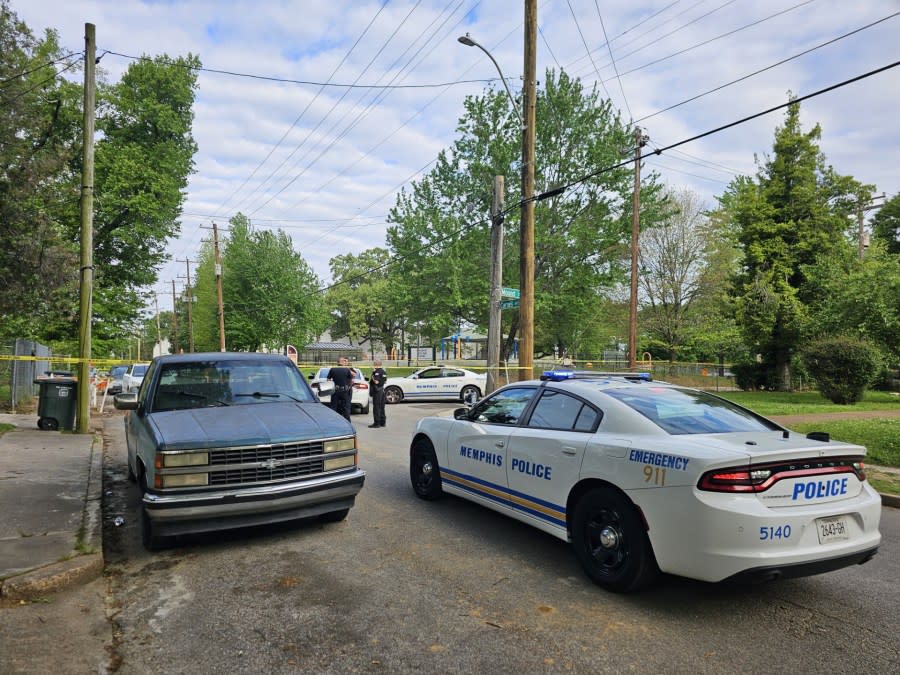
[408,370,882,592]
[122,363,150,393]
[384,365,485,404]
[308,366,370,414]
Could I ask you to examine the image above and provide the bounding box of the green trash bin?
[34,375,78,431]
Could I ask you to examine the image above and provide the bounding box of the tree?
[386,69,664,358]
[0,3,82,343]
[871,192,900,255]
[802,242,900,362]
[720,101,872,389]
[0,4,201,355]
[221,215,327,352]
[84,52,200,355]
[638,189,711,361]
[326,248,406,358]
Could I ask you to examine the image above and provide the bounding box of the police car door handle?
[562,446,577,456]
[494,440,505,448]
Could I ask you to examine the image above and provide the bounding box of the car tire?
[320,508,350,523]
[460,385,480,403]
[141,507,169,551]
[385,386,403,404]
[571,487,658,592]
[410,438,443,501]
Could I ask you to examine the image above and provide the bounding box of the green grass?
[714,390,900,416]
[0,423,13,435]
[787,418,900,467]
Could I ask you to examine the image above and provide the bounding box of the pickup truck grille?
[208,440,324,465]
[206,440,326,486]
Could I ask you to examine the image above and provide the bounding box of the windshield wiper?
[234,391,304,403]
[171,390,229,406]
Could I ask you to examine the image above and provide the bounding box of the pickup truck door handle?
[562,446,577,456]
[494,441,505,448]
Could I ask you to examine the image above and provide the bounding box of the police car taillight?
[698,458,866,493]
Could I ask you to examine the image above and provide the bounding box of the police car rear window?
[602,388,779,435]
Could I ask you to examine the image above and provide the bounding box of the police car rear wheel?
[572,488,657,592]
[410,439,442,500]
[385,386,403,404]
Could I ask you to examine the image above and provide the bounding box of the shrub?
[801,336,882,404]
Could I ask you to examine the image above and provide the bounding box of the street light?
[457,33,524,129]
[458,23,536,383]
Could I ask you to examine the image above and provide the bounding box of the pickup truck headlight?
[323,438,356,453]
[324,455,357,471]
[160,473,209,488]
[157,451,209,468]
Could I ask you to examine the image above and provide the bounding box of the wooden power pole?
[171,280,179,354]
[76,23,95,434]
[213,222,226,351]
[628,126,648,370]
[178,259,194,352]
[486,176,505,395]
[519,0,537,381]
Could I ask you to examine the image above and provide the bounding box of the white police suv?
[408,371,882,592]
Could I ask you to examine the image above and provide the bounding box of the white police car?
[408,371,882,592]
[384,366,485,404]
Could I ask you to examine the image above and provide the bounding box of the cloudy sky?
[11,0,899,312]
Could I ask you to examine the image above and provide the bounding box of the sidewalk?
[0,413,103,604]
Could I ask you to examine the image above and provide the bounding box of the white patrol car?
[408,371,882,592]
[384,366,485,405]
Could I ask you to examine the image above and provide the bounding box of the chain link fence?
[0,339,52,412]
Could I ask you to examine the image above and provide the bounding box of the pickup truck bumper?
[143,468,366,536]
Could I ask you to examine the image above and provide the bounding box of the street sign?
[501,287,520,299]
[500,299,520,310]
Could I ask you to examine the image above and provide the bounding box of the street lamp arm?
[458,33,524,129]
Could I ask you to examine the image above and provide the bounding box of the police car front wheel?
[571,487,658,592]
[410,439,443,500]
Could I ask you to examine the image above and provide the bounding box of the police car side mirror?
[453,407,470,421]
[307,373,314,380]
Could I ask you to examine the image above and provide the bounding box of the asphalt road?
[94,403,899,674]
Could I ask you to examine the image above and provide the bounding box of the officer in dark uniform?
[368,359,387,428]
[327,356,354,421]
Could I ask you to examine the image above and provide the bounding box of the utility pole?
[519,0,537,381]
[858,192,886,260]
[213,222,226,351]
[76,23,96,434]
[178,258,194,352]
[171,280,179,354]
[628,126,649,370]
[154,293,162,354]
[486,176,505,395]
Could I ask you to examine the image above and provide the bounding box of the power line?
[635,11,899,124]
[565,0,614,103]
[211,2,391,218]
[594,1,633,120]
[0,50,84,88]
[102,49,499,90]
[536,60,900,202]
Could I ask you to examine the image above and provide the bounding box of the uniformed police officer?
[368,359,387,428]
[327,356,354,421]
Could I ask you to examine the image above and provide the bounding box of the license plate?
[816,516,850,544]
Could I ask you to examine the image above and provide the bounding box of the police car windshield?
[602,388,780,435]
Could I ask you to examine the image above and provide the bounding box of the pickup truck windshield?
[151,359,315,412]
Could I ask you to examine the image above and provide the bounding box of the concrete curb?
[880,492,900,509]
[0,432,105,605]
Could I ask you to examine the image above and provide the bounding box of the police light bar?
[540,370,652,382]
